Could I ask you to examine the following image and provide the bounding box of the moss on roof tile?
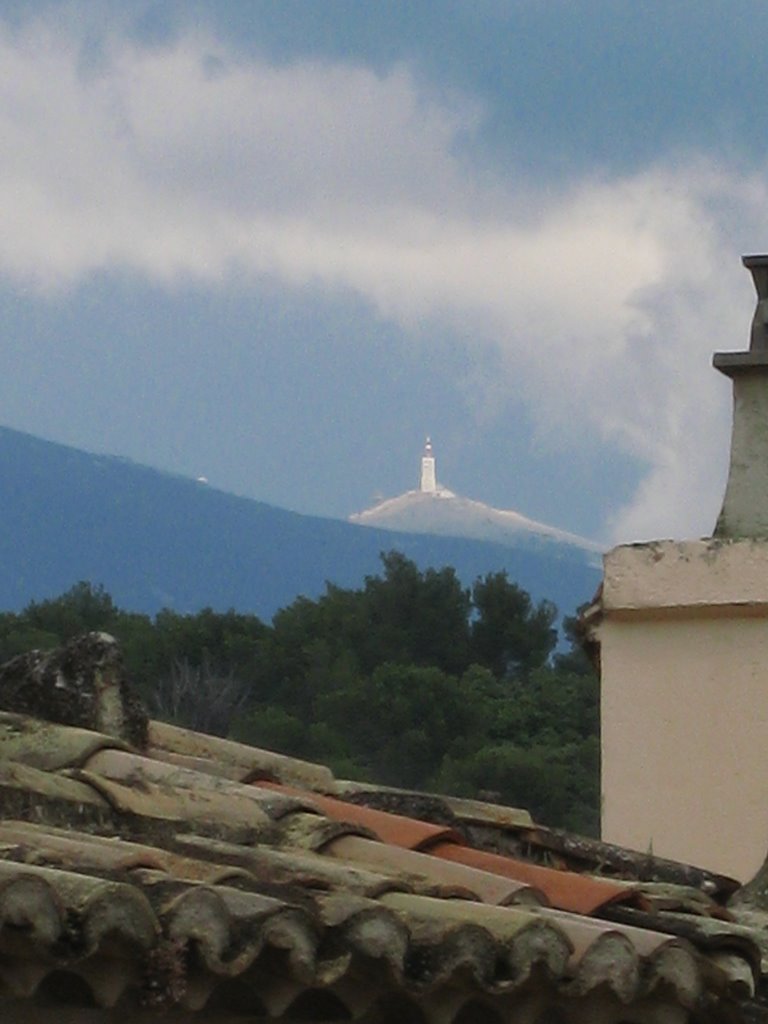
[0,712,125,771]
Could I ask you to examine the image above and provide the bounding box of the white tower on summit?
[420,437,437,493]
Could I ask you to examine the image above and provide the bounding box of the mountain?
[0,426,601,622]
[350,438,601,563]
[350,487,602,557]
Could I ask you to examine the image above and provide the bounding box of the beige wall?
[597,538,768,882]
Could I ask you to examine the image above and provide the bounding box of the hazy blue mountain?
[0,427,600,622]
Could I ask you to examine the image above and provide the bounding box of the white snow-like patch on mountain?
[350,489,603,557]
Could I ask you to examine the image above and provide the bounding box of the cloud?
[0,16,763,542]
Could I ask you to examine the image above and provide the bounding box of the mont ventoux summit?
[0,426,601,621]
[351,438,601,556]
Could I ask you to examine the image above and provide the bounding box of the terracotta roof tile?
[507,822,741,897]
[85,747,312,818]
[258,781,464,850]
[0,821,257,886]
[429,839,638,916]
[0,711,125,770]
[0,858,160,955]
[258,781,638,916]
[0,758,108,808]
[326,834,545,906]
[74,768,278,834]
[335,780,534,828]
[149,720,335,790]
[0,707,759,1020]
[172,831,408,899]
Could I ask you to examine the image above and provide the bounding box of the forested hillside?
[0,554,600,834]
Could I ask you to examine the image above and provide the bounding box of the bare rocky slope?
[350,487,602,556]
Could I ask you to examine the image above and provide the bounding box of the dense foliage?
[0,554,600,834]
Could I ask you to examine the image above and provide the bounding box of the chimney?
[714,255,768,537]
[585,252,768,881]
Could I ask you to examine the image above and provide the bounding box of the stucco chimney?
[714,255,768,537]
[589,253,768,881]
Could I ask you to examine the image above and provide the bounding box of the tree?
[318,663,467,787]
[434,737,600,836]
[553,614,597,676]
[360,552,471,675]
[470,572,557,680]
[147,658,250,737]
[24,581,118,638]
[259,553,472,713]
[0,565,603,835]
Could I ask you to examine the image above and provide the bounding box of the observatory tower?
[420,438,437,493]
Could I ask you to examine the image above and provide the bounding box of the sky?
[2,1,768,544]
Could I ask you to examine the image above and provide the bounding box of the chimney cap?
[713,254,768,376]
[714,254,768,537]
[742,254,768,269]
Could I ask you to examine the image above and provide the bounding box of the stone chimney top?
[714,255,768,537]
[714,256,768,375]
[0,633,149,749]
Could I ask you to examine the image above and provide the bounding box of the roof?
[0,634,764,1022]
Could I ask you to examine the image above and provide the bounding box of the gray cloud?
[0,17,761,541]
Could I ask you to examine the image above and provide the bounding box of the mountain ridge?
[350,487,602,558]
[0,426,601,621]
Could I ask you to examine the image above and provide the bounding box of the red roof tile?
[430,840,637,916]
[257,780,462,850]
[258,780,639,916]
[0,643,760,1024]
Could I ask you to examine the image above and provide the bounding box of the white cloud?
[0,17,763,542]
